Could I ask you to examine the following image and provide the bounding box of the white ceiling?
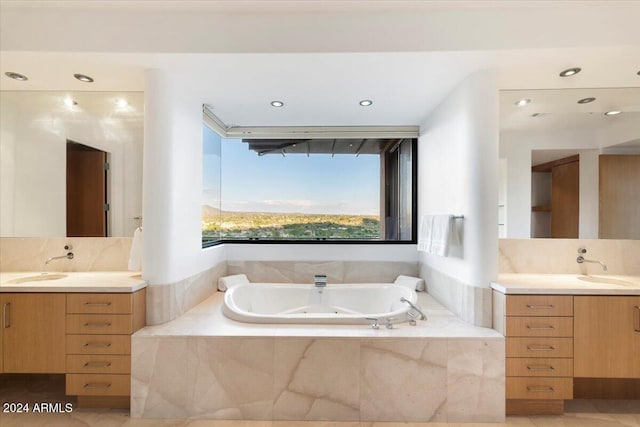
[1,1,640,127]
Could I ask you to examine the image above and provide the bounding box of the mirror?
[0,91,143,237]
[499,87,640,239]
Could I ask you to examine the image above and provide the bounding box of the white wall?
[417,71,499,326]
[0,93,143,238]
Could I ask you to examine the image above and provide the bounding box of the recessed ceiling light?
[64,97,78,108]
[559,67,581,77]
[5,71,28,81]
[577,97,596,104]
[604,110,622,116]
[359,99,373,107]
[73,73,94,83]
[116,98,128,108]
[270,100,284,107]
[515,98,531,107]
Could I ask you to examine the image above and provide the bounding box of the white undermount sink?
[9,273,68,284]
[577,275,634,287]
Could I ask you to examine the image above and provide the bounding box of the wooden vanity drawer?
[507,377,573,400]
[66,314,133,335]
[506,295,573,317]
[506,358,573,377]
[66,373,130,396]
[506,337,573,358]
[66,355,130,374]
[66,334,131,355]
[506,317,573,337]
[67,293,133,314]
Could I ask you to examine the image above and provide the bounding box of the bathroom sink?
[9,273,68,284]
[577,275,634,287]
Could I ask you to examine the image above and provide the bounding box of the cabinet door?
[574,296,640,378]
[2,293,66,373]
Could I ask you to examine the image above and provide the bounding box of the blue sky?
[203,126,380,215]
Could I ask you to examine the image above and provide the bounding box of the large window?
[202,123,416,246]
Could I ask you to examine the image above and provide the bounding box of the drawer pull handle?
[83,302,112,307]
[84,322,112,328]
[83,342,112,348]
[526,325,555,330]
[83,361,112,368]
[527,345,555,351]
[527,365,555,372]
[2,302,9,328]
[634,306,640,333]
[526,304,554,309]
[527,386,555,393]
[83,382,111,389]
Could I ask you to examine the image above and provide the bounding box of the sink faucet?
[314,274,327,293]
[400,297,427,320]
[576,247,608,272]
[45,244,74,265]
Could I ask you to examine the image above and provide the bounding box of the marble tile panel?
[131,336,193,419]
[227,261,297,283]
[0,237,132,272]
[188,338,274,420]
[342,261,418,283]
[273,339,360,421]
[360,339,447,422]
[446,340,505,423]
[292,261,344,284]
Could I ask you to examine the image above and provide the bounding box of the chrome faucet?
[45,244,74,265]
[314,274,327,293]
[400,297,427,320]
[576,247,608,272]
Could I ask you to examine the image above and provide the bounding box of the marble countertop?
[492,273,640,295]
[134,292,503,339]
[0,271,147,293]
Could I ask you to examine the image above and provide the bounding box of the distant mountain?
[202,205,222,219]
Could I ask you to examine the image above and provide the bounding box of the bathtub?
[222,283,418,324]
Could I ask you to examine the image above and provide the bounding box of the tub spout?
[314,274,327,290]
[400,297,427,321]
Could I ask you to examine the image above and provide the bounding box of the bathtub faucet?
[400,297,427,321]
[314,274,327,292]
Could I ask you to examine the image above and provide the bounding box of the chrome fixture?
[45,244,74,265]
[74,73,94,83]
[559,67,581,77]
[576,247,607,271]
[577,97,596,104]
[366,317,379,329]
[385,318,397,329]
[400,297,427,321]
[5,71,28,81]
[314,274,327,293]
[359,99,373,106]
[515,98,531,107]
[605,110,622,116]
[270,100,284,107]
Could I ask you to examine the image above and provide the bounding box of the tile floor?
[1,374,639,426]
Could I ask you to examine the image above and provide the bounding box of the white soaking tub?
[222,283,418,324]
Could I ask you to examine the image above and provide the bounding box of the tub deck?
[132,292,505,423]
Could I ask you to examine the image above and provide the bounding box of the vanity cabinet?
[0,293,66,373]
[574,296,640,378]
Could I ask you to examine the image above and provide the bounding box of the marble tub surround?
[132,293,504,422]
[226,261,418,284]
[492,273,640,295]
[0,237,133,272]
[499,238,640,275]
[419,263,492,328]
[146,261,226,325]
[0,271,146,292]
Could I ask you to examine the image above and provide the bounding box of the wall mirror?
[499,87,640,240]
[0,91,143,238]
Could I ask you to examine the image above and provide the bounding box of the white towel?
[417,215,456,256]
[218,274,250,292]
[394,275,426,292]
[128,227,143,271]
